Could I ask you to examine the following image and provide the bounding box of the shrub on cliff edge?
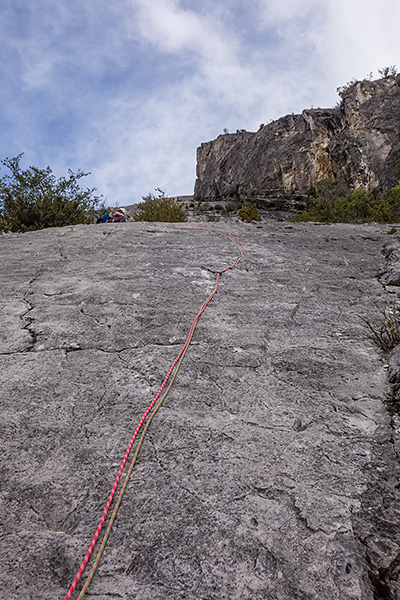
[292,180,400,223]
[134,191,187,222]
[0,154,100,232]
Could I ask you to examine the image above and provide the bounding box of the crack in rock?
[21,294,37,352]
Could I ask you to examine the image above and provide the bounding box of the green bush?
[385,184,400,215]
[134,191,187,222]
[0,215,11,233]
[0,154,100,233]
[292,180,400,223]
[238,202,262,222]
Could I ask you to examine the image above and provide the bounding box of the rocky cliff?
[1,221,400,599]
[195,76,400,208]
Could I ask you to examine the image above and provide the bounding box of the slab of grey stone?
[1,221,400,599]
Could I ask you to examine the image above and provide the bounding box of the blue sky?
[0,0,399,206]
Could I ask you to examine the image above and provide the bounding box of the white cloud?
[75,82,213,201]
[322,0,400,84]
[256,0,321,23]
[256,0,400,88]
[0,0,399,204]
[132,0,244,99]
[134,0,217,54]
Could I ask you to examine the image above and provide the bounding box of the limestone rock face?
[1,222,400,599]
[195,76,400,205]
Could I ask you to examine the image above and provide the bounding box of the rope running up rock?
[64,224,244,599]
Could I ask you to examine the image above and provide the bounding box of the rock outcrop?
[195,76,400,207]
[1,221,400,599]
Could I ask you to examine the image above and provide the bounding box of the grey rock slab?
[0,221,400,599]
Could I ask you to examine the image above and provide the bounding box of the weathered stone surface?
[1,221,400,599]
[195,76,400,205]
[382,241,400,287]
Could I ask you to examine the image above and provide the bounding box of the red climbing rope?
[64,224,244,599]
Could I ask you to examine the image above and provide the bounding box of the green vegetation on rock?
[238,202,262,222]
[292,179,400,223]
[0,154,100,233]
[134,191,188,222]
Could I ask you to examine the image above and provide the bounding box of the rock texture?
[195,76,400,206]
[1,221,400,599]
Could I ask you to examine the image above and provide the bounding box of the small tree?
[238,202,262,222]
[0,154,101,232]
[134,190,188,222]
[378,65,397,78]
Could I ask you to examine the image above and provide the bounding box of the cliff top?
[195,75,400,201]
